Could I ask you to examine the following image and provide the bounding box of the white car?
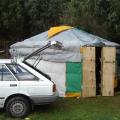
[0,59,57,118]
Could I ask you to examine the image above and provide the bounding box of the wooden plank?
[82,47,96,97]
[101,47,116,96]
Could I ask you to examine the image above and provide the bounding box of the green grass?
[0,95,120,120]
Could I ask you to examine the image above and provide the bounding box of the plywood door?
[82,47,96,97]
[101,47,116,96]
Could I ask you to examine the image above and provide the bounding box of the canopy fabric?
[10,27,119,63]
[48,26,73,38]
[9,26,120,97]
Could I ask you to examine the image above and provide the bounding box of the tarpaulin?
[10,27,119,63]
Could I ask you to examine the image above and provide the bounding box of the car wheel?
[6,96,31,118]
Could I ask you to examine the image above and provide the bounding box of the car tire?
[6,96,31,118]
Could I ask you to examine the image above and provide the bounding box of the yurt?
[10,26,119,97]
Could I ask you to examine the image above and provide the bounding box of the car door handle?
[10,84,17,87]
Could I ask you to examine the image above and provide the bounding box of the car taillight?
[53,84,56,92]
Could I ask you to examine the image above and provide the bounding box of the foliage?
[0,0,62,41]
[0,0,120,43]
[0,0,23,41]
[61,0,120,42]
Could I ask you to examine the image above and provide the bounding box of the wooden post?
[101,47,116,96]
[82,47,96,97]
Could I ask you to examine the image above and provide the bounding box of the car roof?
[0,59,11,64]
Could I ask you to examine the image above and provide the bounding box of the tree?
[0,0,24,41]
[61,0,120,43]
[0,0,120,44]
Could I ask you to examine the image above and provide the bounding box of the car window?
[0,65,16,81]
[7,64,38,81]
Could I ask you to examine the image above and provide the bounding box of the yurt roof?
[11,26,119,48]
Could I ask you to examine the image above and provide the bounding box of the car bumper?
[30,92,58,105]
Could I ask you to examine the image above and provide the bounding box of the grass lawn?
[0,95,120,120]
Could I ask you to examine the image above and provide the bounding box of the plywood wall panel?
[101,47,116,96]
[82,47,96,97]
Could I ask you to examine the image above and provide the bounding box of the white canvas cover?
[10,28,119,63]
[26,59,66,97]
[9,27,119,97]
[37,61,66,97]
